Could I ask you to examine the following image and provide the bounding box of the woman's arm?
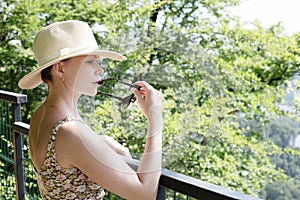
[102,135,132,158]
[132,82,163,193]
[55,81,163,200]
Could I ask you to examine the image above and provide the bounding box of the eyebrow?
[84,55,97,62]
[84,55,97,59]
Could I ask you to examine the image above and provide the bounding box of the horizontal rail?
[0,90,27,104]
[13,122,29,135]
[124,156,261,200]
[159,168,261,200]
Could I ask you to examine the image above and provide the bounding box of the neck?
[44,85,81,118]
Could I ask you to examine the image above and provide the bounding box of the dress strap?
[53,116,83,133]
[47,116,83,152]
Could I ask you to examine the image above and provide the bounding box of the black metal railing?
[0,90,262,200]
[0,90,27,200]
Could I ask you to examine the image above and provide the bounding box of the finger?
[134,81,150,88]
[133,81,152,95]
[131,87,144,103]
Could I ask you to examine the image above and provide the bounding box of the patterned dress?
[35,117,105,199]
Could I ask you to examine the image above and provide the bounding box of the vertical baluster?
[156,185,166,199]
[12,102,25,200]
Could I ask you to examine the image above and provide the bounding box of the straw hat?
[18,20,126,89]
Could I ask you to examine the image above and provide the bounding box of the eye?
[86,56,98,64]
[87,60,94,64]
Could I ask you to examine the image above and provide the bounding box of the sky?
[229,0,300,35]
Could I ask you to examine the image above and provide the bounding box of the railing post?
[12,102,26,200]
[156,185,166,200]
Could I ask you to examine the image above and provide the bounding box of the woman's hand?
[132,81,162,122]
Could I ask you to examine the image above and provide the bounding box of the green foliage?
[271,151,300,180]
[267,117,299,148]
[260,179,300,200]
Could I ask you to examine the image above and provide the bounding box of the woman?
[18,20,163,200]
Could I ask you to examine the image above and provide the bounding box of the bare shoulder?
[54,120,105,167]
[55,120,99,148]
[29,104,44,132]
[55,120,101,141]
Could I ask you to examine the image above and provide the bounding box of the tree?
[260,179,300,200]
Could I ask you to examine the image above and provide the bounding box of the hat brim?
[18,50,126,89]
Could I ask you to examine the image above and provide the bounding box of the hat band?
[38,45,98,66]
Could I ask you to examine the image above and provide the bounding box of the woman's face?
[63,55,103,96]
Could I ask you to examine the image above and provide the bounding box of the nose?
[96,62,103,75]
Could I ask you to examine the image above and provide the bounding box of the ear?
[52,61,65,79]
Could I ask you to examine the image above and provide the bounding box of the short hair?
[41,66,53,83]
